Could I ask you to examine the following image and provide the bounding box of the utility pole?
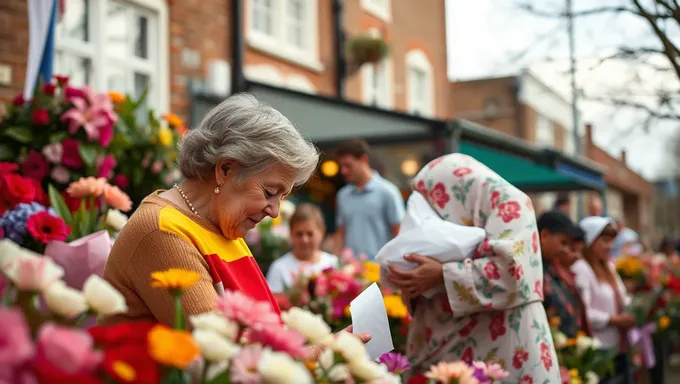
[567,0,584,219]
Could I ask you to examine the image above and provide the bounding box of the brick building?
[0,0,448,122]
[449,71,654,235]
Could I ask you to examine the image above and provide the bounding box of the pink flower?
[97,155,117,179]
[497,201,521,223]
[42,142,63,164]
[314,274,329,296]
[102,184,132,212]
[50,166,70,184]
[63,86,84,101]
[216,290,280,331]
[483,261,500,280]
[472,361,509,381]
[332,296,352,319]
[248,324,308,359]
[98,122,114,147]
[35,323,103,374]
[428,182,450,209]
[453,167,472,177]
[32,109,50,125]
[151,160,163,174]
[539,341,553,371]
[230,345,263,383]
[425,362,477,384]
[22,150,50,180]
[61,98,111,142]
[61,139,84,169]
[4,254,65,292]
[0,308,35,369]
[113,174,129,189]
[66,177,107,198]
[141,152,152,168]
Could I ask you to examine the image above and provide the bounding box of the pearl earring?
[214,186,220,194]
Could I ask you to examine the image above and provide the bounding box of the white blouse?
[571,259,631,349]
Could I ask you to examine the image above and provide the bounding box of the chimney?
[621,149,627,165]
[585,123,593,142]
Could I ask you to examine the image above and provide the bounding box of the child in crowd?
[266,203,339,293]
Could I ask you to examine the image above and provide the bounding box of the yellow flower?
[271,216,282,226]
[344,305,351,317]
[163,113,187,135]
[659,316,671,330]
[112,360,136,381]
[148,325,200,369]
[550,316,561,327]
[566,338,577,347]
[361,261,380,283]
[151,268,200,291]
[570,369,579,378]
[576,331,587,338]
[304,360,318,373]
[158,126,173,147]
[384,294,408,319]
[108,91,125,104]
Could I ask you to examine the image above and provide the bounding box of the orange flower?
[148,325,200,369]
[151,268,201,291]
[163,113,187,135]
[108,91,125,104]
[67,177,108,198]
[103,184,132,212]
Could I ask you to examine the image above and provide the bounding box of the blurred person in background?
[658,236,680,265]
[572,217,634,384]
[266,203,339,293]
[567,227,586,268]
[334,139,404,260]
[611,228,642,261]
[552,193,572,216]
[538,211,592,338]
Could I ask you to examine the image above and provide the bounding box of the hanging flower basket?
[346,35,390,68]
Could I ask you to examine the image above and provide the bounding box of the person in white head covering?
[611,228,642,260]
[572,216,634,384]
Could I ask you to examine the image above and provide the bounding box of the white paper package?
[375,192,487,297]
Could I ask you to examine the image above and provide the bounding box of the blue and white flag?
[23,0,59,100]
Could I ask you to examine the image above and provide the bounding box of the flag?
[23,0,58,100]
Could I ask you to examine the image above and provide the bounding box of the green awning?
[458,142,598,192]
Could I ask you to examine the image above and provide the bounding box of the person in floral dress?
[386,153,560,383]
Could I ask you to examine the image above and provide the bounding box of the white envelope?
[350,283,394,360]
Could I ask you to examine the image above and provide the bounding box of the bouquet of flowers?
[550,319,616,384]
[407,360,509,384]
[106,91,183,206]
[0,163,70,253]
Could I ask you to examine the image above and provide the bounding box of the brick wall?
[0,0,29,103]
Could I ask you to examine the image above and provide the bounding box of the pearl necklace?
[173,184,200,217]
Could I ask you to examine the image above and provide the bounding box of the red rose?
[32,108,50,125]
[490,190,500,209]
[461,346,474,364]
[64,86,85,101]
[540,341,553,370]
[22,150,50,180]
[43,83,57,96]
[54,75,69,87]
[513,347,529,369]
[27,211,71,244]
[102,345,160,384]
[484,261,501,280]
[497,201,521,223]
[12,94,25,106]
[0,162,18,175]
[428,182,450,209]
[1,174,36,207]
[61,139,84,169]
[453,167,472,177]
[97,155,117,179]
[29,179,50,206]
[489,311,507,341]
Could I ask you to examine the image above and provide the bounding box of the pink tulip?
[5,254,65,292]
[0,308,35,368]
[35,323,103,374]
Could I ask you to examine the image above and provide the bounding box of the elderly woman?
[387,154,560,383]
[101,94,320,326]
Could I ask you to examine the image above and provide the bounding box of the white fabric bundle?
[375,192,486,297]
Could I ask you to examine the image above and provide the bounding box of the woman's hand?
[387,254,444,299]
[305,325,371,361]
[609,313,636,330]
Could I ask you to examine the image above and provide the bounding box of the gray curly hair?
[177,93,319,185]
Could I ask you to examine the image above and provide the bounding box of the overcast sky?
[445,0,678,180]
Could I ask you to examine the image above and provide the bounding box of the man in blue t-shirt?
[334,139,405,260]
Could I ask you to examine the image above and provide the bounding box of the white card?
[350,283,394,360]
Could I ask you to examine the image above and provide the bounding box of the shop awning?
[458,141,606,192]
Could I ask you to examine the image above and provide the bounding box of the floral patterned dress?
[406,154,560,384]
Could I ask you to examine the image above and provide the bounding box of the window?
[55,0,168,112]
[535,114,555,147]
[563,131,576,154]
[405,50,434,117]
[362,55,393,109]
[361,0,391,22]
[247,0,322,71]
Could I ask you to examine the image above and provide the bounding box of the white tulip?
[585,371,599,384]
[192,329,240,362]
[105,209,129,231]
[281,307,332,344]
[44,281,88,318]
[553,331,568,349]
[4,251,64,292]
[83,275,128,315]
[350,359,390,381]
[257,348,312,384]
[333,331,368,364]
[0,239,23,271]
[190,312,239,341]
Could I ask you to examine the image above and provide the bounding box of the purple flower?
[379,352,410,374]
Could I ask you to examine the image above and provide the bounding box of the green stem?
[1,282,14,305]
[16,291,44,336]
[74,310,91,327]
[173,293,185,330]
[200,361,210,384]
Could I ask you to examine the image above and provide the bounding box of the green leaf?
[48,185,73,225]
[0,143,15,160]
[48,131,69,143]
[3,126,34,143]
[78,144,98,168]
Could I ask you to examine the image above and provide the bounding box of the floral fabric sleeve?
[413,154,544,318]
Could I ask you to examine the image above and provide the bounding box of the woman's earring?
[214,186,221,194]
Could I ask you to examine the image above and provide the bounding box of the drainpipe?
[511,76,524,139]
[231,0,245,94]
[333,0,346,98]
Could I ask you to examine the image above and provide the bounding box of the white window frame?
[563,130,576,154]
[535,114,555,147]
[361,29,393,109]
[55,0,169,113]
[360,0,391,22]
[244,65,286,87]
[405,49,434,117]
[246,0,323,72]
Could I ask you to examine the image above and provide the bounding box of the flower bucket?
[44,230,112,290]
